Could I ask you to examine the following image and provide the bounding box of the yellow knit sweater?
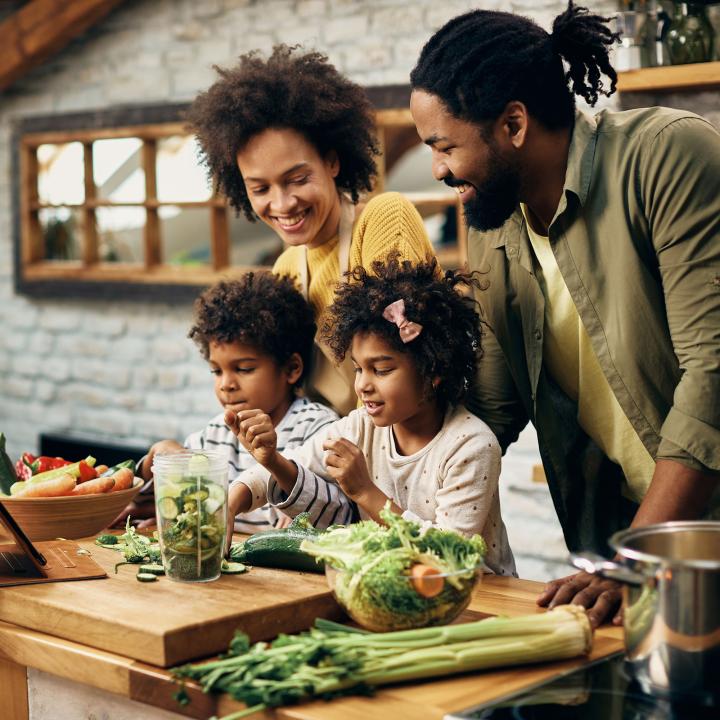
[272,191,434,319]
[272,191,436,414]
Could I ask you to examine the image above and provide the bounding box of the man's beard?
[461,141,521,232]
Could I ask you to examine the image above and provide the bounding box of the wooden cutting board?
[0,537,342,667]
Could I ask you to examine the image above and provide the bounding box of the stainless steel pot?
[571,521,720,703]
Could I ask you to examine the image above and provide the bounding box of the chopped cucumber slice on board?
[139,563,165,575]
[221,560,248,574]
[136,572,158,582]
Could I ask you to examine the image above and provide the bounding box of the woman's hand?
[537,571,623,629]
[225,409,278,468]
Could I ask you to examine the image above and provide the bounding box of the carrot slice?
[69,476,115,495]
[14,473,76,498]
[410,564,445,598]
[110,467,134,492]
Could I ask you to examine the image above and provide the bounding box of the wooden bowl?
[0,478,144,541]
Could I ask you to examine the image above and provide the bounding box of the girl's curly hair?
[188,272,316,387]
[187,44,379,220]
[321,256,481,407]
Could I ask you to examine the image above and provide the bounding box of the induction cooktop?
[444,653,719,720]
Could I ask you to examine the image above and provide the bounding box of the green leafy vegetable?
[96,518,161,568]
[300,504,486,631]
[172,606,592,719]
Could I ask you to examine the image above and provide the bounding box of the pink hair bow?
[382,299,423,343]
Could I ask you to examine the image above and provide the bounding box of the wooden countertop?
[0,536,342,666]
[0,544,624,720]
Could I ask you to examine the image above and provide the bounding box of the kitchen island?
[0,537,623,720]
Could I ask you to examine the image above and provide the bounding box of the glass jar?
[152,450,227,582]
[664,2,715,64]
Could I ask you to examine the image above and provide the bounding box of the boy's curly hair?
[321,256,481,407]
[188,272,316,387]
[187,44,379,220]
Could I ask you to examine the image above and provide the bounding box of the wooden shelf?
[617,61,720,93]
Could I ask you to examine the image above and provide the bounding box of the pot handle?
[570,552,645,586]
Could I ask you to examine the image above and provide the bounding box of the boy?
[116,272,337,532]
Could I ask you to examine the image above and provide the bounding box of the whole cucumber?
[100,459,136,477]
[230,528,324,574]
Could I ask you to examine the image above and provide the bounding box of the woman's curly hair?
[187,44,379,220]
[188,272,316,387]
[321,256,481,408]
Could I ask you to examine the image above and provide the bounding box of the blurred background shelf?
[617,61,720,93]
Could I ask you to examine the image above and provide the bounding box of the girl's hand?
[322,438,375,501]
[225,408,278,468]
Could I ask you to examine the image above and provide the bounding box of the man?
[410,2,720,627]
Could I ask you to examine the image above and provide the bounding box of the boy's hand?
[225,482,252,554]
[322,438,375,500]
[142,439,184,480]
[225,409,278,468]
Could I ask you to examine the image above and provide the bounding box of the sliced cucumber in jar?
[206,482,225,504]
[187,452,210,477]
[157,496,179,520]
[203,498,222,516]
[183,489,209,502]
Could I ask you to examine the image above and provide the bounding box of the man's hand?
[537,571,623,629]
[225,409,278,468]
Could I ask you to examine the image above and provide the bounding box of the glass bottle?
[664,2,715,65]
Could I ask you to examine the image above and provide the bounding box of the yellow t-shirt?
[273,192,435,415]
[522,205,655,502]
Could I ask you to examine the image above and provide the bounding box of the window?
[14,93,465,301]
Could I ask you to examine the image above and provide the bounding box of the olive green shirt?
[466,107,720,554]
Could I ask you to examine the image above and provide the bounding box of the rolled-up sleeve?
[642,117,720,470]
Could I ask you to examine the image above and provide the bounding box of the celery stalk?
[175,605,593,720]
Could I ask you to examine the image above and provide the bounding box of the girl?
[227,257,516,576]
[188,45,437,416]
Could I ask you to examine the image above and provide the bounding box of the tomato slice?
[77,460,98,483]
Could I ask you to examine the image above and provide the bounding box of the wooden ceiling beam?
[0,0,126,92]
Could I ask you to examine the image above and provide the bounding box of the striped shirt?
[185,397,337,533]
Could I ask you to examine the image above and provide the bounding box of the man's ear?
[285,352,304,386]
[499,100,529,149]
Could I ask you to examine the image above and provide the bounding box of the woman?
[188,45,436,415]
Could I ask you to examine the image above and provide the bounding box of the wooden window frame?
[12,87,465,302]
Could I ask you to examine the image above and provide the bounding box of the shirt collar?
[563,108,598,207]
[486,109,598,250]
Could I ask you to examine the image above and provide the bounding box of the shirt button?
[534,329,542,341]
[507,247,517,257]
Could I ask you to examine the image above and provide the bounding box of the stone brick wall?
[0,0,711,581]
